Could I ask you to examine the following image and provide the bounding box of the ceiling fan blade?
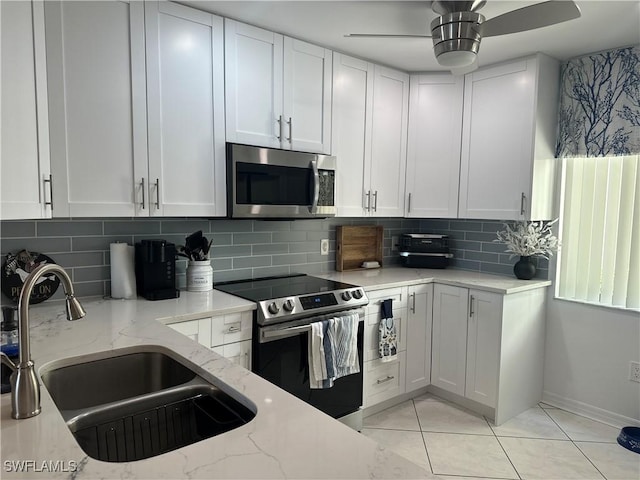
[480,0,581,38]
[450,57,479,76]
[344,33,432,39]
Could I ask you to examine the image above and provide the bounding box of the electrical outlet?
[391,236,399,252]
[630,361,640,383]
[320,239,329,256]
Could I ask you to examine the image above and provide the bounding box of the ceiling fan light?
[437,49,477,68]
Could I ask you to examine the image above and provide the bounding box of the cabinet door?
[369,65,409,217]
[331,53,373,217]
[283,37,332,154]
[431,284,468,396]
[406,284,433,392]
[145,2,226,217]
[45,0,147,217]
[1,1,51,220]
[459,59,537,220]
[405,74,463,218]
[168,318,212,347]
[225,19,283,148]
[465,289,502,408]
[212,340,252,370]
[364,287,406,361]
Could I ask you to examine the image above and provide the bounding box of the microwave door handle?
[309,159,320,214]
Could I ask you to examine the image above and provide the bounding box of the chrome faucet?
[0,264,85,419]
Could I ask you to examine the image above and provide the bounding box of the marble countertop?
[319,267,552,294]
[1,289,434,479]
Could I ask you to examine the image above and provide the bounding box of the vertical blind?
[558,155,639,310]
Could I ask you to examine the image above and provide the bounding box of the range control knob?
[267,302,280,315]
[341,291,352,301]
[352,289,363,299]
[283,299,295,312]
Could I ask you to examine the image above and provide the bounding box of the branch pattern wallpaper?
[556,45,640,157]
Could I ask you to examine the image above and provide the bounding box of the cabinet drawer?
[212,340,252,370]
[365,287,406,308]
[363,352,406,407]
[210,311,252,347]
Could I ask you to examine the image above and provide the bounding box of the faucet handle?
[1,352,16,371]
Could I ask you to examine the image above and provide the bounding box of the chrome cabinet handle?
[155,178,160,209]
[376,375,395,385]
[520,192,526,216]
[226,324,241,334]
[373,190,378,212]
[469,295,475,317]
[286,117,292,142]
[411,292,416,314]
[276,115,283,141]
[43,174,53,210]
[408,192,412,213]
[140,178,146,210]
[365,190,371,211]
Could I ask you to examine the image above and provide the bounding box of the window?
[557,155,639,310]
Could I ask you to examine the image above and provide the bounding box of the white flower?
[494,220,559,259]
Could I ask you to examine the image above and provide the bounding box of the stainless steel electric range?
[215,274,368,430]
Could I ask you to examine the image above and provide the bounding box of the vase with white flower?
[494,220,559,280]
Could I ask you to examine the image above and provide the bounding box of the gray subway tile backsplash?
[0,216,549,303]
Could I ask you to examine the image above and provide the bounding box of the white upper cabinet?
[45,1,226,217]
[405,74,463,218]
[368,65,409,217]
[225,20,332,154]
[459,54,559,220]
[145,2,226,217]
[332,57,409,217]
[224,20,283,149]
[45,0,147,217]
[1,1,51,220]
[331,53,373,217]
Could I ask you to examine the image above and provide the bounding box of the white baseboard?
[542,391,640,429]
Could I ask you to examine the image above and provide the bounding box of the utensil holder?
[186,261,213,292]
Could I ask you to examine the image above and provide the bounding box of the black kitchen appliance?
[134,240,180,300]
[399,233,453,268]
[215,274,368,429]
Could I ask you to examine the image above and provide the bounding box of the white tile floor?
[361,394,640,480]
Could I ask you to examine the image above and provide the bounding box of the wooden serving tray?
[336,225,384,271]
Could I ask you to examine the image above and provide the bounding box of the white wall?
[543,293,640,427]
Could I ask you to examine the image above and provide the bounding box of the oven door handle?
[309,159,320,214]
[261,324,312,343]
[259,309,365,344]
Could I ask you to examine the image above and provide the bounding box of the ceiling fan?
[345,1,581,74]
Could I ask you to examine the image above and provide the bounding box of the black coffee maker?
[135,240,180,300]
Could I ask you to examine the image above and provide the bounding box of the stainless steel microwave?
[226,143,336,219]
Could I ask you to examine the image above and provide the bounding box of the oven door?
[227,143,336,218]
[253,311,363,419]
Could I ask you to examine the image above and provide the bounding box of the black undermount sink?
[41,347,256,462]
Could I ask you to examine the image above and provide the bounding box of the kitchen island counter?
[0,289,435,479]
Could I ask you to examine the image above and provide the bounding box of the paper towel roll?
[110,243,136,299]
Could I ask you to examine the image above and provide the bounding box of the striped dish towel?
[308,313,361,389]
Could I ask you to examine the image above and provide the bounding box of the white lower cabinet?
[430,283,546,424]
[364,352,406,407]
[168,311,253,369]
[405,283,433,393]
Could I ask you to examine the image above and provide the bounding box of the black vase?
[514,256,536,280]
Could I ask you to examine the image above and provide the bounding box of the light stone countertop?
[1,289,435,480]
[318,266,552,294]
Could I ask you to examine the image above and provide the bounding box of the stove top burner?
[215,274,368,325]
[215,274,354,302]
